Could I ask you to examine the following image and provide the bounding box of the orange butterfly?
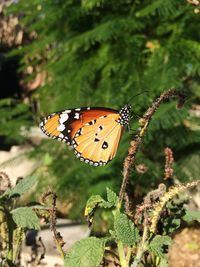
[40,105,131,166]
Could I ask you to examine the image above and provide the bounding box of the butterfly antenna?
[131,111,142,119]
[128,90,149,105]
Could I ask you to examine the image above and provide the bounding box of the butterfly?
[40,105,131,166]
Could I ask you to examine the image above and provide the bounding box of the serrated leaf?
[106,187,118,206]
[64,237,105,267]
[84,195,105,216]
[183,210,200,222]
[114,211,139,246]
[99,201,113,208]
[148,235,172,258]
[3,176,38,198]
[11,207,40,230]
[84,194,114,224]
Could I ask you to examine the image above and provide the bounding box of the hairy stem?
[42,190,65,259]
[118,89,185,208]
[13,228,24,264]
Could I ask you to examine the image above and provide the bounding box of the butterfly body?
[40,105,131,166]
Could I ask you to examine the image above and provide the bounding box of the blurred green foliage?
[1,0,200,219]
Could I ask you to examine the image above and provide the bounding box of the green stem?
[4,207,14,263]
[131,245,145,267]
[54,238,65,259]
[117,241,128,267]
[126,246,132,265]
[13,228,24,264]
[131,221,149,267]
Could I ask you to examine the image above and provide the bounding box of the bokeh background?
[0,0,200,237]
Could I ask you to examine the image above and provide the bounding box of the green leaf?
[114,211,139,246]
[85,195,106,224]
[183,210,200,222]
[3,176,38,198]
[85,195,105,216]
[64,237,105,267]
[148,235,172,258]
[11,207,40,230]
[136,0,163,17]
[84,192,116,224]
[106,187,118,207]
[163,218,181,235]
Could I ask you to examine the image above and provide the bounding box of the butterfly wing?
[40,107,119,144]
[72,114,123,166]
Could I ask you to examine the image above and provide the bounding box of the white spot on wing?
[74,113,80,119]
[59,114,69,124]
[57,124,65,131]
[62,110,71,113]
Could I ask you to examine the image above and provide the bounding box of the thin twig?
[118,89,186,208]
[42,189,65,259]
[35,237,46,265]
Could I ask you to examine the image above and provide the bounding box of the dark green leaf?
[148,235,172,258]
[163,218,181,235]
[106,187,118,207]
[114,211,139,246]
[3,176,38,198]
[11,207,40,230]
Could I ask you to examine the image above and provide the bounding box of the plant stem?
[54,238,65,259]
[118,89,184,208]
[117,241,128,267]
[126,246,132,264]
[13,228,24,264]
[131,219,149,267]
[4,206,14,263]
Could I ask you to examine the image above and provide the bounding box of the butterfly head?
[119,104,131,125]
